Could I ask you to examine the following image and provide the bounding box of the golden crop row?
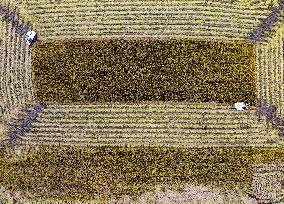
[257,26,284,117]
[14,0,270,40]
[0,17,33,123]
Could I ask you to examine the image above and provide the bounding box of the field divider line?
[28,124,267,132]
[256,43,261,107]
[259,43,265,106]
[27,5,270,17]
[21,136,268,143]
[36,29,249,39]
[18,141,275,148]
[34,14,259,24]
[40,110,257,116]
[6,22,13,112]
[36,113,263,120]
[36,24,253,33]
[263,43,269,105]
[34,122,265,128]
[35,118,260,124]
[274,27,280,116]
[26,39,34,102]
[280,27,284,116]
[19,36,26,105]
[0,19,5,112]
[22,0,271,10]
[30,121,261,128]
[36,14,259,24]
[11,28,19,107]
[24,132,266,139]
[20,138,270,148]
[269,32,275,108]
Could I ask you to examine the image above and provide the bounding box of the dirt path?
[0,3,31,35]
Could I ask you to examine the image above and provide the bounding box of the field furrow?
[21,103,272,147]
[14,0,272,40]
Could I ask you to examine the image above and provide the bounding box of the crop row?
[42,35,247,43]
[21,140,279,148]
[27,126,265,134]
[0,17,33,124]
[37,113,257,123]
[34,23,254,41]
[30,9,269,19]
[38,30,249,42]
[35,25,252,35]
[257,26,284,117]
[39,110,252,115]
[20,0,271,8]
[37,110,257,116]
[20,137,271,149]
[15,0,271,40]
[36,24,252,33]
[36,22,254,32]
[45,102,231,109]
[20,0,271,15]
[35,15,259,25]
[23,135,266,143]
[35,118,259,124]
[29,122,265,129]
[25,131,266,138]
[40,108,253,114]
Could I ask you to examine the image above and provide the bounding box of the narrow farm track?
[14,0,273,41]
[20,102,283,148]
[0,0,35,35]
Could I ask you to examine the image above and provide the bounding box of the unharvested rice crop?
[32,39,256,104]
[0,146,283,202]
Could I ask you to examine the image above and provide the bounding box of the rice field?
[14,0,272,41]
[32,39,256,104]
[256,25,284,117]
[0,146,284,203]
[0,14,34,125]
[1,0,284,203]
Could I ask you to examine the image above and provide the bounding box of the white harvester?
[25,30,37,46]
[234,102,248,111]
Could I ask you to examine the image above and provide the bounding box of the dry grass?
[0,123,7,141]
[252,171,284,203]
[109,182,258,204]
[0,182,258,204]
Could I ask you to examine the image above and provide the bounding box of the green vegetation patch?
[1,146,283,202]
[32,39,256,104]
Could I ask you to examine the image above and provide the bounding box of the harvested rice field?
[32,39,256,105]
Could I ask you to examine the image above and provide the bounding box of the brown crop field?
[32,38,256,105]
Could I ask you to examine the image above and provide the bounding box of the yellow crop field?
[0,146,284,203]
[1,0,284,203]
